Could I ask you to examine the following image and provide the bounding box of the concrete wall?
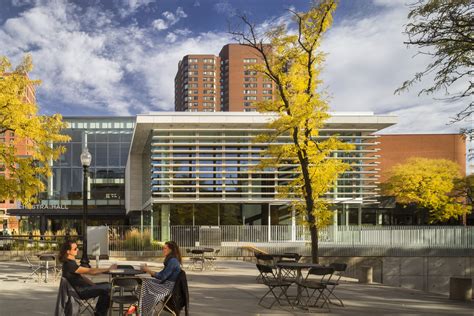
[314,256,474,296]
[125,153,143,213]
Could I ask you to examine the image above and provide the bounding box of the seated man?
[58,240,116,316]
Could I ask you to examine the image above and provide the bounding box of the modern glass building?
[126,112,397,240]
[9,117,135,234]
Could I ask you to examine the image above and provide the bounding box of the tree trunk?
[309,224,319,263]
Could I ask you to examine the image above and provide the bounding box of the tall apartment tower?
[175,54,221,112]
[175,44,273,112]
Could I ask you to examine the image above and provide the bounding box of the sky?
[0,0,470,134]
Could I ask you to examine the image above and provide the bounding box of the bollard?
[359,266,373,284]
[449,277,472,301]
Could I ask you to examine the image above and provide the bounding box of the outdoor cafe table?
[107,268,145,278]
[37,253,56,283]
[191,248,214,270]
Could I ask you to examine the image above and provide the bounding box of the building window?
[187,71,198,76]
[203,71,215,76]
[203,90,215,94]
[263,83,272,88]
[203,65,214,70]
[203,83,215,88]
[244,108,256,112]
[188,58,198,63]
[243,58,257,63]
[262,96,272,101]
[243,90,257,94]
[203,58,215,64]
[244,102,253,106]
[244,70,258,76]
[243,83,257,88]
[244,96,257,101]
[263,90,272,94]
[244,77,257,82]
[203,77,215,82]
[189,64,198,69]
[203,96,215,101]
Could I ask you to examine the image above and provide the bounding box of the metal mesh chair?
[298,266,335,311]
[277,253,301,282]
[109,277,142,316]
[59,277,97,315]
[24,255,43,282]
[255,254,275,282]
[204,249,220,270]
[256,264,294,309]
[324,263,347,306]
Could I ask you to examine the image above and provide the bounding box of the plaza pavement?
[0,259,472,315]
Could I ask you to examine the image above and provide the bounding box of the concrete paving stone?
[0,260,473,315]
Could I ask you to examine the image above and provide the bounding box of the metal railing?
[0,235,80,260]
[104,225,473,258]
[1,226,472,260]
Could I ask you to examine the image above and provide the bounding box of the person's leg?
[77,284,111,316]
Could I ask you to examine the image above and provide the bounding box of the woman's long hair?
[164,241,182,265]
[58,240,75,263]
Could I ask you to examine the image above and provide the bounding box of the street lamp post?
[80,147,92,267]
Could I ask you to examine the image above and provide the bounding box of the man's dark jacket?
[166,270,189,316]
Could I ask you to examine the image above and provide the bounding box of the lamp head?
[80,147,92,167]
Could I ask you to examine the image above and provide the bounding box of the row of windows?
[66,121,134,129]
[243,58,257,63]
[184,83,215,89]
[187,58,216,64]
[186,64,215,70]
[242,83,272,88]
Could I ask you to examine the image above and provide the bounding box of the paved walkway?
[0,259,472,315]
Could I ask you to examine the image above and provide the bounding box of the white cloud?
[0,1,229,114]
[165,32,177,43]
[214,1,236,17]
[152,7,187,31]
[320,1,469,133]
[152,19,167,30]
[1,0,468,134]
[118,0,156,17]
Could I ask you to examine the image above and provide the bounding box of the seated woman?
[58,240,117,316]
[139,241,182,316]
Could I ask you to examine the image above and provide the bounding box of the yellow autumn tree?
[0,55,69,207]
[382,157,471,223]
[232,0,353,263]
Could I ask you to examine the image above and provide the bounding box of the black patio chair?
[57,277,96,315]
[255,253,275,282]
[109,277,142,316]
[324,263,347,307]
[189,249,205,271]
[277,253,301,282]
[204,249,220,270]
[256,264,294,309]
[297,266,335,311]
[24,255,43,283]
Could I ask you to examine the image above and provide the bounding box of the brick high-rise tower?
[175,44,274,112]
[175,54,221,112]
